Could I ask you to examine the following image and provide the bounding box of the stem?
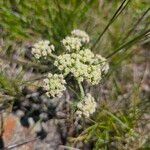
[77,80,85,99]
[106,29,150,59]
[67,85,80,99]
[91,0,131,49]
[123,7,150,41]
[86,117,97,124]
[59,145,80,150]
[50,53,58,59]
[0,54,48,70]
[5,137,38,150]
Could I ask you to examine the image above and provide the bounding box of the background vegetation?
[0,0,149,149]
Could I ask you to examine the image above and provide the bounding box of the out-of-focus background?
[0,0,149,149]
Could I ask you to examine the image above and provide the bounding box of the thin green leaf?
[106,29,150,58]
[91,0,131,49]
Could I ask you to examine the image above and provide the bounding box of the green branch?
[77,80,85,99]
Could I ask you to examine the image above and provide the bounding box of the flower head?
[31,40,55,59]
[78,49,94,63]
[86,65,102,85]
[62,36,82,52]
[43,73,66,98]
[71,29,90,44]
[76,93,97,118]
[54,49,107,85]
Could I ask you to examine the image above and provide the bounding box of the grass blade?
[91,0,131,49]
[104,110,129,129]
[123,7,150,41]
[106,29,150,59]
[0,54,48,70]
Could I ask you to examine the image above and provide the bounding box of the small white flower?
[43,73,66,98]
[76,93,97,118]
[71,29,90,43]
[62,36,82,52]
[79,49,94,63]
[31,40,55,59]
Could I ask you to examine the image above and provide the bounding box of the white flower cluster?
[31,40,55,59]
[30,29,109,99]
[54,48,109,85]
[43,73,66,98]
[61,29,90,52]
[62,36,82,52]
[71,29,90,44]
[76,93,97,118]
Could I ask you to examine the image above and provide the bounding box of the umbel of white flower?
[43,73,66,98]
[31,40,55,59]
[62,36,82,52]
[54,48,109,85]
[76,93,97,118]
[61,29,90,52]
[71,29,90,44]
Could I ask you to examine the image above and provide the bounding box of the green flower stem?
[78,80,85,99]
[50,53,58,59]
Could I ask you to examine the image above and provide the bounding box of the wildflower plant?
[0,1,149,149]
[31,29,109,118]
